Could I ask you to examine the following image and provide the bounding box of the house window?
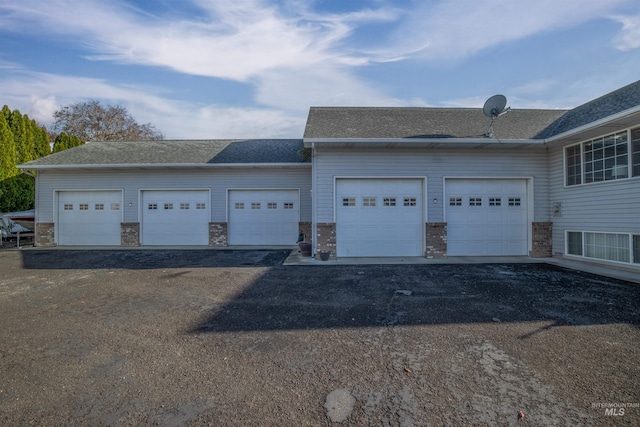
[383,197,396,207]
[180,203,189,210]
[284,202,294,209]
[632,128,640,177]
[268,202,277,209]
[148,203,158,210]
[164,203,173,210]
[363,197,376,207]
[251,202,260,209]
[565,130,634,186]
[449,197,462,206]
[567,231,582,256]
[469,197,482,206]
[64,204,73,211]
[111,203,120,211]
[508,197,521,206]
[403,197,416,206]
[567,231,633,264]
[489,197,501,206]
[342,197,355,207]
[79,203,89,211]
[196,203,206,210]
[235,203,244,209]
[95,203,104,210]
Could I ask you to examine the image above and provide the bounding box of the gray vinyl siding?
[549,144,640,255]
[314,148,550,223]
[35,168,312,223]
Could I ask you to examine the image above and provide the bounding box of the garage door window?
[363,197,376,207]
[148,203,157,210]
[251,202,261,209]
[489,197,501,206]
[449,197,462,206]
[383,197,396,207]
[64,204,73,210]
[95,203,104,210]
[180,203,189,210]
[164,203,173,210]
[403,197,417,206]
[342,197,355,207]
[284,202,294,209]
[196,203,206,210]
[79,203,89,211]
[268,202,277,209]
[235,202,244,209]
[469,197,482,206]
[508,197,521,206]
[111,203,120,211]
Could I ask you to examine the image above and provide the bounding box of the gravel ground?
[0,249,639,426]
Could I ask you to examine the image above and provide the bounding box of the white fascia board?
[17,163,311,171]
[303,137,543,147]
[543,105,640,145]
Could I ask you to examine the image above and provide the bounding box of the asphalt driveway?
[0,249,638,426]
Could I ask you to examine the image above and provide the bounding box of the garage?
[228,189,299,245]
[445,179,528,256]
[141,190,210,245]
[57,190,122,246]
[336,178,424,257]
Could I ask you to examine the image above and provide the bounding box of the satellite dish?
[482,94,511,138]
[483,94,508,118]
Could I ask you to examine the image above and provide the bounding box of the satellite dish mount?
[483,94,510,138]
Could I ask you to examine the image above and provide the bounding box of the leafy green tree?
[34,121,50,158]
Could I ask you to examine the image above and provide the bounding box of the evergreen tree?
[34,121,50,158]
[9,110,27,164]
[21,114,36,164]
[0,112,17,180]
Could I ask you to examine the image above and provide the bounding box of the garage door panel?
[58,191,122,246]
[228,190,299,245]
[446,179,527,256]
[337,179,423,257]
[142,190,209,246]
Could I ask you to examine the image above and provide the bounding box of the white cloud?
[381,0,629,61]
[611,13,640,50]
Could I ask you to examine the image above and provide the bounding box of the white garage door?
[141,190,209,245]
[446,179,528,256]
[228,190,299,245]
[58,191,122,246]
[336,179,423,257]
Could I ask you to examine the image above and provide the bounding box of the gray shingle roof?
[303,107,567,140]
[21,139,307,168]
[536,79,640,138]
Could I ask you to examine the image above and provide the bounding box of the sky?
[1,0,639,139]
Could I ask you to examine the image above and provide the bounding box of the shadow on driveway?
[189,263,640,335]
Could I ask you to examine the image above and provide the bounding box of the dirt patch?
[0,250,638,425]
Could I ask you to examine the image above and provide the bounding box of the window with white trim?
[251,202,260,209]
[111,203,120,211]
[383,197,396,207]
[267,202,277,209]
[64,203,73,211]
[469,197,482,206]
[148,203,158,210]
[79,203,89,211]
[489,197,501,206]
[284,202,294,209]
[196,203,206,210]
[508,197,521,206]
[565,129,638,186]
[180,203,189,210]
[235,202,244,209]
[566,231,639,264]
[164,203,173,210]
[403,197,416,207]
[95,203,104,210]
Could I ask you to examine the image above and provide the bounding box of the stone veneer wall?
[316,222,336,259]
[209,222,228,247]
[121,222,140,247]
[531,222,553,258]
[425,222,447,259]
[35,222,55,247]
[298,221,312,243]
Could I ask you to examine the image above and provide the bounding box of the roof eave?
[18,162,311,171]
[303,137,544,149]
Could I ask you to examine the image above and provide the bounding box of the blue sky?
[1,0,639,139]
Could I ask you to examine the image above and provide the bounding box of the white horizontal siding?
[314,148,550,223]
[549,145,640,255]
[36,168,312,224]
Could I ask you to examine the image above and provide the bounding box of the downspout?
[311,142,316,256]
